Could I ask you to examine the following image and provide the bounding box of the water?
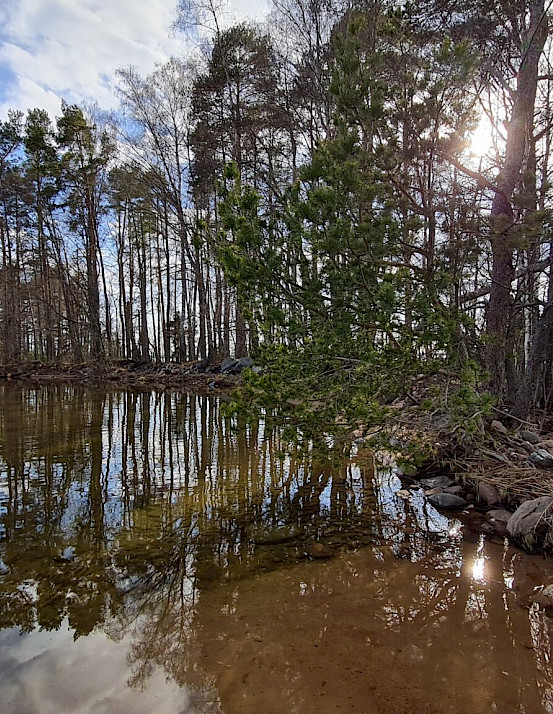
[0,384,552,713]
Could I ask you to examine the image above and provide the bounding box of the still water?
[0,384,553,713]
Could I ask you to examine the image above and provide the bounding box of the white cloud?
[0,0,270,120]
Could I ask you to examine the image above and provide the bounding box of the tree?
[56,103,113,360]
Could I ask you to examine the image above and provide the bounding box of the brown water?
[0,385,552,714]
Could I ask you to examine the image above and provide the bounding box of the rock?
[529,449,553,469]
[395,489,411,499]
[252,365,263,375]
[0,557,10,575]
[419,475,454,490]
[530,584,553,609]
[221,357,238,373]
[486,509,512,523]
[520,441,536,454]
[479,520,497,536]
[305,541,332,559]
[443,485,463,495]
[477,482,501,506]
[491,520,508,537]
[507,497,553,539]
[221,356,254,375]
[428,493,469,510]
[520,430,541,445]
[237,356,253,370]
[425,487,444,496]
[491,420,508,435]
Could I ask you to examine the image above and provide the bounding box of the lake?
[0,384,552,713]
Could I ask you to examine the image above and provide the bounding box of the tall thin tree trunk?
[486,0,547,397]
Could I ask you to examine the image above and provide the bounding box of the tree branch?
[460,258,551,303]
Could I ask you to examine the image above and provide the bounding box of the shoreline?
[0,360,237,392]
[2,361,553,556]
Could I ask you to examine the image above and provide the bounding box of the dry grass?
[459,463,553,502]
[385,399,553,506]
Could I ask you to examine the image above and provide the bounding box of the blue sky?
[0,0,269,120]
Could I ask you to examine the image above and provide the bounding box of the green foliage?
[215,7,483,443]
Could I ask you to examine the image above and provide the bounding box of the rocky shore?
[0,358,258,391]
[384,421,553,557]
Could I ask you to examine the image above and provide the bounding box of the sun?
[469,117,493,157]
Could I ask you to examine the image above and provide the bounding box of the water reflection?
[0,385,552,713]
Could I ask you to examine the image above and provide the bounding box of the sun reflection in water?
[472,535,487,583]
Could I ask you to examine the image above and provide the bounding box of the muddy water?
[0,385,552,713]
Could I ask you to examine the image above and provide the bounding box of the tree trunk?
[486,0,547,397]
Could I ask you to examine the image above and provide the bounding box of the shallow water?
[0,384,552,713]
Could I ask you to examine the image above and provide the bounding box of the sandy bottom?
[194,539,553,714]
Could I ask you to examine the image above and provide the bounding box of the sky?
[0,0,270,121]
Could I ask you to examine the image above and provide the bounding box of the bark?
[486,0,547,397]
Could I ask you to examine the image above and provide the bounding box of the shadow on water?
[0,384,552,713]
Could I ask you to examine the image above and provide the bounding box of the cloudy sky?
[0,0,269,120]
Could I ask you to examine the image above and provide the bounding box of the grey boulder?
[477,482,501,506]
[419,475,454,490]
[520,430,541,445]
[221,356,254,374]
[428,493,469,510]
[529,449,553,469]
[507,497,553,538]
[486,509,512,523]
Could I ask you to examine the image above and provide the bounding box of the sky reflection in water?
[0,385,552,713]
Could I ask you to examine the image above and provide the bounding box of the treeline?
[1,0,553,418]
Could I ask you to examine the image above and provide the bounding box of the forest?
[1,0,552,423]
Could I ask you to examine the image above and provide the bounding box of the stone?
[530,584,553,609]
[428,493,469,510]
[443,485,463,495]
[237,356,253,370]
[486,509,512,523]
[491,420,508,435]
[419,475,454,490]
[425,487,444,496]
[507,497,553,538]
[520,430,541,445]
[221,356,254,375]
[395,489,411,499]
[305,541,332,559]
[492,520,508,537]
[520,441,536,454]
[61,546,75,562]
[529,449,553,469]
[0,557,9,575]
[479,520,497,536]
[221,357,238,373]
[477,482,501,506]
[252,365,263,375]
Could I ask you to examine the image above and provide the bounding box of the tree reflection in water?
[0,384,552,713]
